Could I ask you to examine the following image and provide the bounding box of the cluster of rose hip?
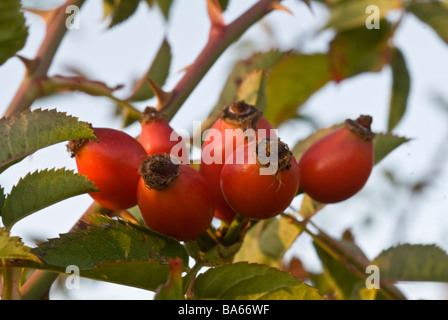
[68,101,374,242]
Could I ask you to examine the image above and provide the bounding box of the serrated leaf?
[0,228,40,262]
[0,109,96,170]
[373,132,410,165]
[373,244,448,283]
[265,53,331,127]
[406,0,448,45]
[388,47,411,131]
[329,21,393,82]
[25,215,189,291]
[129,39,172,102]
[324,0,402,32]
[0,0,28,66]
[236,69,267,112]
[1,169,98,229]
[192,262,324,300]
[233,216,303,268]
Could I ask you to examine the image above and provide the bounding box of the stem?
[221,214,247,246]
[4,0,86,117]
[281,213,405,300]
[161,0,281,120]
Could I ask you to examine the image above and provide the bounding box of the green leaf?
[209,50,285,124]
[192,262,324,300]
[233,216,303,268]
[265,53,332,127]
[0,228,40,262]
[373,244,448,283]
[292,123,343,162]
[0,0,28,66]
[217,0,229,11]
[0,109,96,170]
[27,215,189,291]
[236,69,267,112]
[406,0,448,45]
[373,132,410,165]
[299,194,325,220]
[129,39,172,102]
[313,238,370,299]
[329,21,393,82]
[324,0,402,32]
[154,258,185,300]
[155,0,173,20]
[388,47,411,131]
[104,0,140,28]
[1,169,98,230]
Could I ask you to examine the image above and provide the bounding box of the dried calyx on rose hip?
[200,101,276,223]
[139,106,187,163]
[297,115,375,204]
[220,137,300,220]
[137,153,214,242]
[67,127,147,210]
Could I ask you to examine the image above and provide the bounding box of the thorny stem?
[161,0,283,120]
[4,0,86,117]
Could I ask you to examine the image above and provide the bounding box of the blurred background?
[0,0,447,299]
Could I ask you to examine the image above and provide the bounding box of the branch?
[159,0,284,120]
[4,0,86,117]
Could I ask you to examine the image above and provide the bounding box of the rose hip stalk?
[297,115,375,204]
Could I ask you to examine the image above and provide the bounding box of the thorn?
[269,2,293,15]
[16,55,35,70]
[23,7,57,24]
[146,78,173,110]
[207,0,225,33]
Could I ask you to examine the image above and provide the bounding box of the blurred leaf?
[324,0,402,32]
[313,238,370,299]
[265,53,332,127]
[388,47,411,131]
[1,169,98,230]
[373,132,410,165]
[406,0,448,44]
[0,228,40,262]
[233,216,303,268]
[292,123,343,162]
[154,258,185,300]
[0,0,28,66]
[373,244,448,283]
[299,194,325,220]
[329,21,393,82]
[217,0,229,11]
[21,215,189,291]
[192,262,324,300]
[236,69,267,112]
[155,0,173,20]
[210,50,285,122]
[129,39,172,102]
[103,0,140,28]
[0,109,96,170]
